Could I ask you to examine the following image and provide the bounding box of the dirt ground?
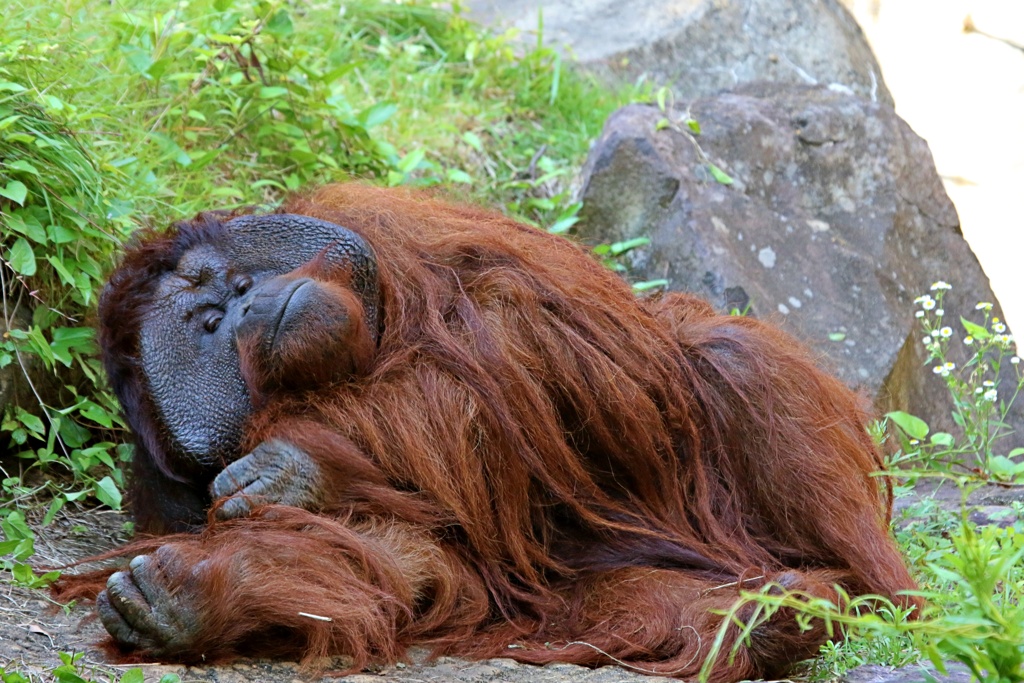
[2,481,1019,683]
[0,507,675,683]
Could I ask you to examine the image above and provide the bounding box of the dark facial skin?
[137,215,379,470]
[98,215,380,654]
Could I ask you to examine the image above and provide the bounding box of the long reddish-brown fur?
[57,183,920,681]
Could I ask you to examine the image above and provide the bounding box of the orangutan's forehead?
[145,245,232,323]
[173,244,230,284]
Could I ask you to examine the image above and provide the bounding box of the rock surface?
[577,84,1018,435]
[464,0,891,105]
[843,663,974,683]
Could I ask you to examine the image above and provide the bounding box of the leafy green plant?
[0,95,132,516]
[887,281,1024,482]
[652,85,733,186]
[699,282,1024,683]
[0,0,632,557]
[2,652,178,683]
[699,517,1023,683]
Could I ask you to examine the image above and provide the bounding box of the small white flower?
[964,336,974,345]
[909,439,920,445]
[922,299,936,310]
[984,389,998,402]
[915,310,925,318]
[939,327,953,338]
[998,334,1014,346]
[915,294,933,305]
[1012,356,1020,365]
[923,336,932,345]
[930,281,952,291]
[933,365,945,375]
[945,362,956,371]
[935,309,944,317]
[993,323,1007,333]
[983,380,995,387]
[976,302,993,311]
[975,387,984,394]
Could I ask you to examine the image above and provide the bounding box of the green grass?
[0,0,629,513]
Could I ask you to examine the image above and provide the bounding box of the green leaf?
[930,432,955,447]
[446,168,472,184]
[397,148,426,174]
[6,211,47,242]
[94,476,123,510]
[42,496,65,526]
[151,133,192,166]
[52,664,88,683]
[707,164,734,185]
[46,255,76,286]
[15,408,45,435]
[686,118,701,134]
[632,279,669,292]
[80,402,114,428]
[960,316,991,340]
[120,45,155,76]
[209,33,243,45]
[0,114,23,131]
[266,9,295,37]
[8,237,36,276]
[1,510,33,541]
[58,419,91,449]
[548,215,580,235]
[0,180,28,205]
[259,86,289,99]
[655,86,668,112]
[119,669,145,683]
[48,223,80,244]
[986,455,1024,479]
[51,326,96,347]
[462,131,483,152]
[5,159,40,175]
[318,63,357,84]
[886,410,929,440]
[360,103,397,128]
[609,237,650,256]
[828,332,847,342]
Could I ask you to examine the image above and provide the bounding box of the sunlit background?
[845,0,1024,337]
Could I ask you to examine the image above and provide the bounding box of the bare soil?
[2,480,1018,682]
[0,507,672,683]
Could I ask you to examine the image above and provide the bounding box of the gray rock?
[843,662,974,683]
[577,85,1019,438]
[464,0,891,105]
[896,479,1023,530]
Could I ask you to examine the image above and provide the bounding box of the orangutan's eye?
[203,312,224,333]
